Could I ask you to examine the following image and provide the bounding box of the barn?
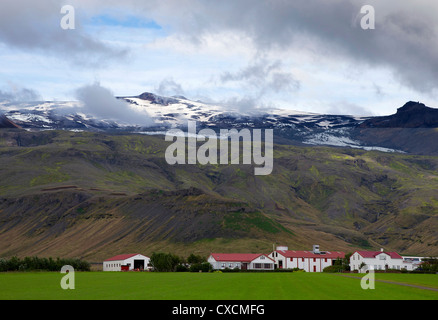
[103,253,150,271]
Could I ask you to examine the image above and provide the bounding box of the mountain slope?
[0,114,20,129]
[360,101,438,128]
[0,130,436,261]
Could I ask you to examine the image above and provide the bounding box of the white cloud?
[75,82,154,126]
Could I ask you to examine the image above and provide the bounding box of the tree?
[149,252,181,272]
[187,253,206,265]
[419,257,438,273]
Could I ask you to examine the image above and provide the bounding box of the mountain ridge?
[2,94,437,156]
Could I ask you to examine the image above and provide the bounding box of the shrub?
[189,262,212,273]
[150,252,181,272]
[0,256,90,272]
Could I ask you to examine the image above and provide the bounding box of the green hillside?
[0,129,437,261]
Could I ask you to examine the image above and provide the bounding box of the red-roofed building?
[208,253,274,270]
[103,253,150,271]
[268,245,345,272]
[350,249,405,273]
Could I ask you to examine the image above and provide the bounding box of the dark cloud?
[130,0,438,94]
[0,86,42,101]
[0,0,128,67]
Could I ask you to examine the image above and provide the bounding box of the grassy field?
[0,272,437,300]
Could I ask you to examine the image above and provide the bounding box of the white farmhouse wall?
[350,251,405,273]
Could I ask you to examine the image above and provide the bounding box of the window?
[260,256,265,260]
[229,263,233,268]
[221,263,225,268]
[264,264,272,269]
[313,258,316,262]
[254,263,262,269]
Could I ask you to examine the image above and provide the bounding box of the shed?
[103,253,150,271]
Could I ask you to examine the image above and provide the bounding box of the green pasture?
[0,272,436,300]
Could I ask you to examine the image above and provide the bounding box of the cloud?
[113,0,438,94]
[155,78,185,97]
[0,85,42,102]
[221,58,300,94]
[218,57,300,112]
[326,101,374,117]
[75,82,154,126]
[0,0,128,67]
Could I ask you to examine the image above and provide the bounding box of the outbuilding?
[208,253,274,270]
[103,253,150,271]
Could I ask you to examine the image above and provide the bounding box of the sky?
[0,0,438,116]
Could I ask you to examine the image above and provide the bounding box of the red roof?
[355,251,402,259]
[210,253,274,262]
[104,253,143,261]
[275,250,345,259]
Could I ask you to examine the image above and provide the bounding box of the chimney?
[380,248,384,252]
[313,245,320,254]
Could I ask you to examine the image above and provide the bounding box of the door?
[134,259,145,270]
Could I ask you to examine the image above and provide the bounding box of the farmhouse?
[103,253,150,271]
[268,245,345,272]
[350,249,407,273]
[208,253,274,270]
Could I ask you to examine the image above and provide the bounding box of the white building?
[208,253,274,270]
[401,256,425,271]
[268,245,345,272]
[350,249,406,273]
[103,253,150,271]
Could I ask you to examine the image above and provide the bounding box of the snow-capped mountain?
[1,93,437,155]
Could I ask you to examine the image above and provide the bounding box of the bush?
[150,252,181,272]
[189,262,212,273]
[0,256,90,272]
[175,264,189,272]
[323,265,344,273]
